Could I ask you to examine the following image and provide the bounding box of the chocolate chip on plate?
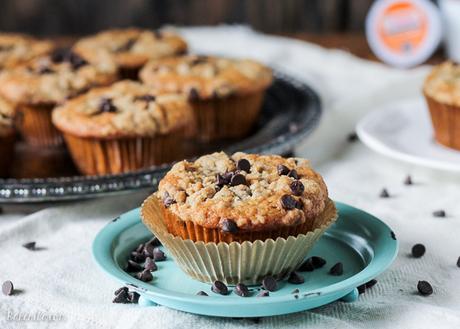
[379,188,390,198]
[125,260,143,273]
[144,257,157,271]
[365,279,377,289]
[277,164,290,176]
[163,192,176,208]
[288,272,304,284]
[411,244,426,258]
[221,219,238,233]
[114,287,128,295]
[22,241,37,251]
[390,231,397,240]
[196,291,208,296]
[112,289,129,303]
[290,180,304,196]
[311,256,327,269]
[211,281,228,295]
[143,244,154,258]
[135,243,145,253]
[257,290,269,297]
[152,248,166,262]
[291,288,300,294]
[281,194,298,210]
[404,175,413,185]
[417,280,433,296]
[262,276,277,292]
[235,283,250,297]
[287,169,298,179]
[146,237,162,247]
[128,291,140,304]
[236,159,251,172]
[298,258,315,272]
[230,174,246,186]
[433,210,446,218]
[2,281,14,296]
[329,262,343,276]
[130,251,146,263]
[136,269,153,282]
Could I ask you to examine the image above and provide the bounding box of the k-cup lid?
[366,0,442,68]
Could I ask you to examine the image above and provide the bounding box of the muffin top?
[73,28,187,69]
[157,152,328,232]
[0,49,117,105]
[424,62,460,106]
[0,33,53,70]
[52,80,193,139]
[139,55,273,100]
[0,97,14,135]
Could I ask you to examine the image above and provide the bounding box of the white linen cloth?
[1,26,459,329]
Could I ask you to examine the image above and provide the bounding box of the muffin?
[52,80,194,175]
[73,28,187,80]
[139,55,273,141]
[424,61,460,150]
[0,97,16,177]
[0,49,117,146]
[0,33,53,70]
[141,152,337,284]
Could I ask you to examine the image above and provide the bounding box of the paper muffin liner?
[16,104,63,147]
[424,92,460,150]
[191,91,265,142]
[0,129,16,177]
[141,195,338,285]
[63,131,185,175]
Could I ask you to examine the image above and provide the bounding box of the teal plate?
[92,202,398,317]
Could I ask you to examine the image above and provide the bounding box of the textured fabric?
[1,26,460,329]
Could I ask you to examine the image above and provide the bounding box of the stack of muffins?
[0,28,273,177]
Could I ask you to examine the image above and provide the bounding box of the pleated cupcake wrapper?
[17,104,63,147]
[141,195,338,285]
[0,129,16,177]
[63,131,185,175]
[424,92,460,150]
[191,91,265,142]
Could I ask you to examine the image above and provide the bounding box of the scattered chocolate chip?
[211,281,228,295]
[235,283,250,297]
[287,169,298,179]
[236,159,251,172]
[417,280,433,296]
[298,258,315,272]
[152,248,166,262]
[357,284,366,294]
[281,194,298,210]
[221,219,238,234]
[114,287,128,295]
[277,164,290,176]
[230,174,246,186]
[144,257,157,271]
[291,288,300,294]
[130,251,146,263]
[98,97,117,114]
[2,281,14,296]
[288,272,304,284]
[143,244,154,258]
[135,244,145,253]
[216,173,229,187]
[391,231,397,240]
[146,237,162,247]
[128,291,140,304]
[262,276,277,292]
[347,132,358,142]
[379,188,390,198]
[433,210,446,218]
[411,244,426,258]
[125,260,143,273]
[257,290,269,297]
[404,175,413,185]
[365,279,377,289]
[112,289,129,303]
[311,256,327,269]
[163,192,176,208]
[290,180,304,196]
[188,88,200,101]
[329,262,343,276]
[294,294,299,299]
[22,241,37,251]
[136,269,153,282]
[134,94,156,103]
[196,291,208,296]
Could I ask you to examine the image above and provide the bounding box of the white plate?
[356,97,460,172]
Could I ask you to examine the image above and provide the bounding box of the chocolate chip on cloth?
[2,280,14,296]
[211,281,229,295]
[411,244,426,258]
[417,280,433,296]
[22,241,37,251]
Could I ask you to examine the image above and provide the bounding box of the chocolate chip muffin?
[0,97,16,177]
[0,33,53,70]
[52,80,194,175]
[73,28,187,80]
[153,151,335,243]
[139,55,273,141]
[0,49,117,146]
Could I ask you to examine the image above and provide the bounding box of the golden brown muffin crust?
[157,152,328,232]
[424,62,460,107]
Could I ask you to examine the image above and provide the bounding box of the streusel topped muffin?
[424,62,460,106]
[0,33,53,70]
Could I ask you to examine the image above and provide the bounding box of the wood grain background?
[0,0,375,36]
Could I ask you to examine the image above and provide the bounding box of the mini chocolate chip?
[22,241,37,251]
[404,175,413,185]
[112,290,129,303]
[2,281,14,296]
[391,231,397,240]
[188,88,200,101]
[298,258,315,272]
[291,288,300,294]
[114,287,128,295]
[196,291,208,296]
[433,210,446,218]
[211,281,228,295]
[136,269,153,282]
[311,256,327,269]
[130,251,146,263]
[347,132,358,142]
[417,280,433,296]
[262,276,277,292]
[411,244,426,258]
[125,260,143,273]
[68,52,88,70]
[365,279,377,289]
[235,283,250,297]
[230,174,246,186]
[288,272,304,284]
[277,164,290,176]
[221,219,238,233]
[135,243,145,253]
[294,294,299,299]
[128,291,140,304]
[134,94,156,103]
[457,256,460,268]
[143,244,154,258]
[257,290,269,297]
[357,284,366,294]
[329,262,343,276]
[51,48,68,63]
[163,192,176,208]
[281,194,298,210]
[144,257,157,271]
[146,237,162,247]
[236,159,251,172]
[290,180,304,196]
[153,248,166,261]
[216,174,229,187]
[380,188,390,198]
[98,97,117,113]
[287,169,298,179]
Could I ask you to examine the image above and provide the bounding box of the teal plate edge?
[92,201,398,317]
